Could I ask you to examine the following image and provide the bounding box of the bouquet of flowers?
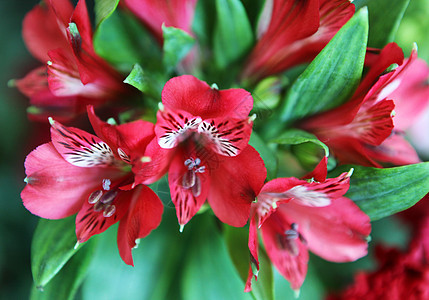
[11,0,429,298]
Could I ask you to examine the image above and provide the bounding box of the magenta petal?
[117,185,163,266]
[285,197,371,262]
[22,143,120,219]
[162,75,254,119]
[208,145,266,227]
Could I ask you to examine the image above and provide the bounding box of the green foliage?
[94,0,120,28]
[93,9,161,72]
[31,216,83,288]
[123,63,165,100]
[249,132,278,180]
[213,0,253,69]
[332,163,429,220]
[224,225,274,300]
[272,129,329,157]
[182,214,252,300]
[30,241,95,300]
[359,0,410,48]
[278,8,369,125]
[162,25,195,71]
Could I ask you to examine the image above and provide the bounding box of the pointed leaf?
[224,225,274,300]
[278,8,369,125]
[123,63,165,99]
[182,214,253,300]
[30,240,95,300]
[357,0,410,48]
[213,0,253,68]
[332,163,429,220]
[94,0,120,28]
[272,129,329,157]
[31,216,82,288]
[162,25,195,71]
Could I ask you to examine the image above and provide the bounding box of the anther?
[103,205,116,217]
[100,190,118,204]
[88,190,103,204]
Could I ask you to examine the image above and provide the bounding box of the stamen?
[100,190,118,204]
[88,190,103,204]
[93,201,104,212]
[103,205,116,217]
[192,176,202,197]
[182,169,196,189]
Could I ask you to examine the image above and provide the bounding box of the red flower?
[134,75,266,229]
[15,0,128,121]
[122,0,198,44]
[21,107,163,265]
[328,217,429,300]
[246,158,371,291]
[300,43,428,167]
[241,0,354,83]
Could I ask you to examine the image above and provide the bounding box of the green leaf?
[182,214,252,300]
[94,0,120,28]
[224,225,274,300]
[333,163,429,220]
[213,0,253,68]
[162,25,195,71]
[82,210,185,300]
[357,0,410,48]
[123,63,165,99]
[272,129,329,157]
[249,132,278,180]
[278,8,369,125]
[31,216,82,289]
[93,9,161,72]
[30,240,95,300]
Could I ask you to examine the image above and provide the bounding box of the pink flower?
[300,43,428,167]
[241,0,354,83]
[246,158,371,291]
[134,75,266,229]
[15,0,129,121]
[122,0,198,44]
[21,106,163,265]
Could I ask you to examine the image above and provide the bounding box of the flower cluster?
[16,0,429,296]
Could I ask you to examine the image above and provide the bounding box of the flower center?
[87,178,118,217]
[276,223,306,256]
[182,157,205,197]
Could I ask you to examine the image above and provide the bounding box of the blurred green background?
[1,1,428,299]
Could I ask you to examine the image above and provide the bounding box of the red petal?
[261,212,309,290]
[168,147,211,227]
[50,118,120,168]
[22,143,120,219]
[162,75,253,120]
[87,106,156,161]
[208,145,266,227]
[76,188,132,243]
[284,197,371,262]
[122,0,197,44]
[117,185,163,265]
[245,213,260,292]
[22,0,72,62]
[70,0,93,51]
[302,156,328,182]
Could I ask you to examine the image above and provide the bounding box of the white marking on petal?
[117,148,131,163]
[158,117,202,148]
[65,141,117,167]
[198,121,240,156]
[376,79,401,102]
[287,185,331,207]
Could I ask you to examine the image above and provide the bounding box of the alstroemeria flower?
[21,107,163,265]
[299,43,427,167]
[246,158,371,291]
[241,0,354,83]
[122,0,197,44]
[15,0,129,121]
[134,75,266,230]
